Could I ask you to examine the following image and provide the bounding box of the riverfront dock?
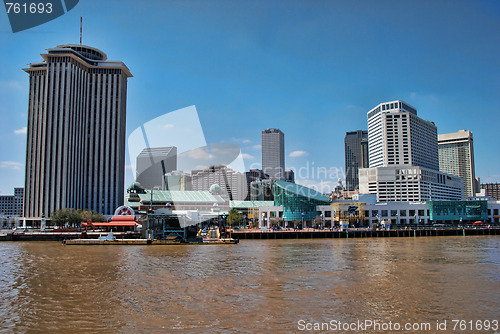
[232,227,500,239]
[1,228,499,242]
[63,238,239,245]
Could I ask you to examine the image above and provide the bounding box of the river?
[0,237,499,333]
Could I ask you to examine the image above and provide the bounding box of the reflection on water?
[0,237,498,333]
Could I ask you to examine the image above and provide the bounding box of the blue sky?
[0,0,499,194]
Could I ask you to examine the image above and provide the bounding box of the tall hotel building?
[344,130,368,191]
[23,45,132,221]
[359,100,463,201]
[262,128,285,180]
[438,130,476,199]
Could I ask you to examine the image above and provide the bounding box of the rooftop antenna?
[80,17,82,45]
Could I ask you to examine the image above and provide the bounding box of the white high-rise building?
[367,100,439,170]
[360,100,463,202]
[438,130,476,199]
[23,45,132,221]
[262,128,285,180]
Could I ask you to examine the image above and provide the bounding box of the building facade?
[136,147,177,189]
[23,45,132,221]
[481,183,500,201]
[359,165,463,202]
[367,100,439,170]
[262,128,285,180]
[344,130,369,191]
[284,169,295,183]
[165,170,192,191]
[273,180,330,222]
[361,100,462,201]
[438,130,476,199]
[191,165,247,201]
[0,187,24,217]
[244,169,269,200]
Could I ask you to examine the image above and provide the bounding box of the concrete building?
[191,165,247,201]
[136,147,177,189]
[367,100,439,170]
[244,169,269,200]
[250,179,275,201]
[481,183,500,201]
[359,165,463,202]
[23,45,132,221]
[262,128,285,180]
[361,100,462,201]
[0,187,24,216]
[438,130,476,199]
[284,169,295,183]
[165,170,192,191]
[344,130,368,191]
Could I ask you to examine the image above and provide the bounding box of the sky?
[0,0,499,195]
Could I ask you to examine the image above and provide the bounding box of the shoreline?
[0,227,499,241]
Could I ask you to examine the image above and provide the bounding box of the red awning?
[82,222,139,227]
[111,215,136,222]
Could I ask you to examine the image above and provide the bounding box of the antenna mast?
[80,17,82,45]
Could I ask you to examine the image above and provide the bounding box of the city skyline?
[1,1,499,195]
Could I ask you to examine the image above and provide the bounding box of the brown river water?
[0,237,498,333]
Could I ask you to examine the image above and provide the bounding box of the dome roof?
[209,184,222,195]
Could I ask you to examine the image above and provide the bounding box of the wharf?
[63,238,239,245]
[0,231,141,242]
[232,227,500,239]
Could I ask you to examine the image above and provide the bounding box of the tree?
[51,209,107,227]
[227,209,243,227]
[51,208,81,227]
[78,209,106,223]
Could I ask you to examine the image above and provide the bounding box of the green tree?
[78,209,106,223]
[51,209,107,227]
[51,208,81,227]
[227,209,243,227]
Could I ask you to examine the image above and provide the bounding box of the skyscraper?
[344,130,368,191]
[136,147,177,189]
[438,130,476,199]
[23,45,132,221]
[262,128,285,180]
[367,100,439,170]
[360,100,463,202]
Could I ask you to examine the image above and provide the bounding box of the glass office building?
[273,181,330,221]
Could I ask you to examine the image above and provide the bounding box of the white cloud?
[241,153,255,160]
[14,127,27,135]
[252,144,261,149]
[163,123,175,129]
[242,139,251,144]
[289,150,308,158]
[185,148,211,160]
[0,161,24,170]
